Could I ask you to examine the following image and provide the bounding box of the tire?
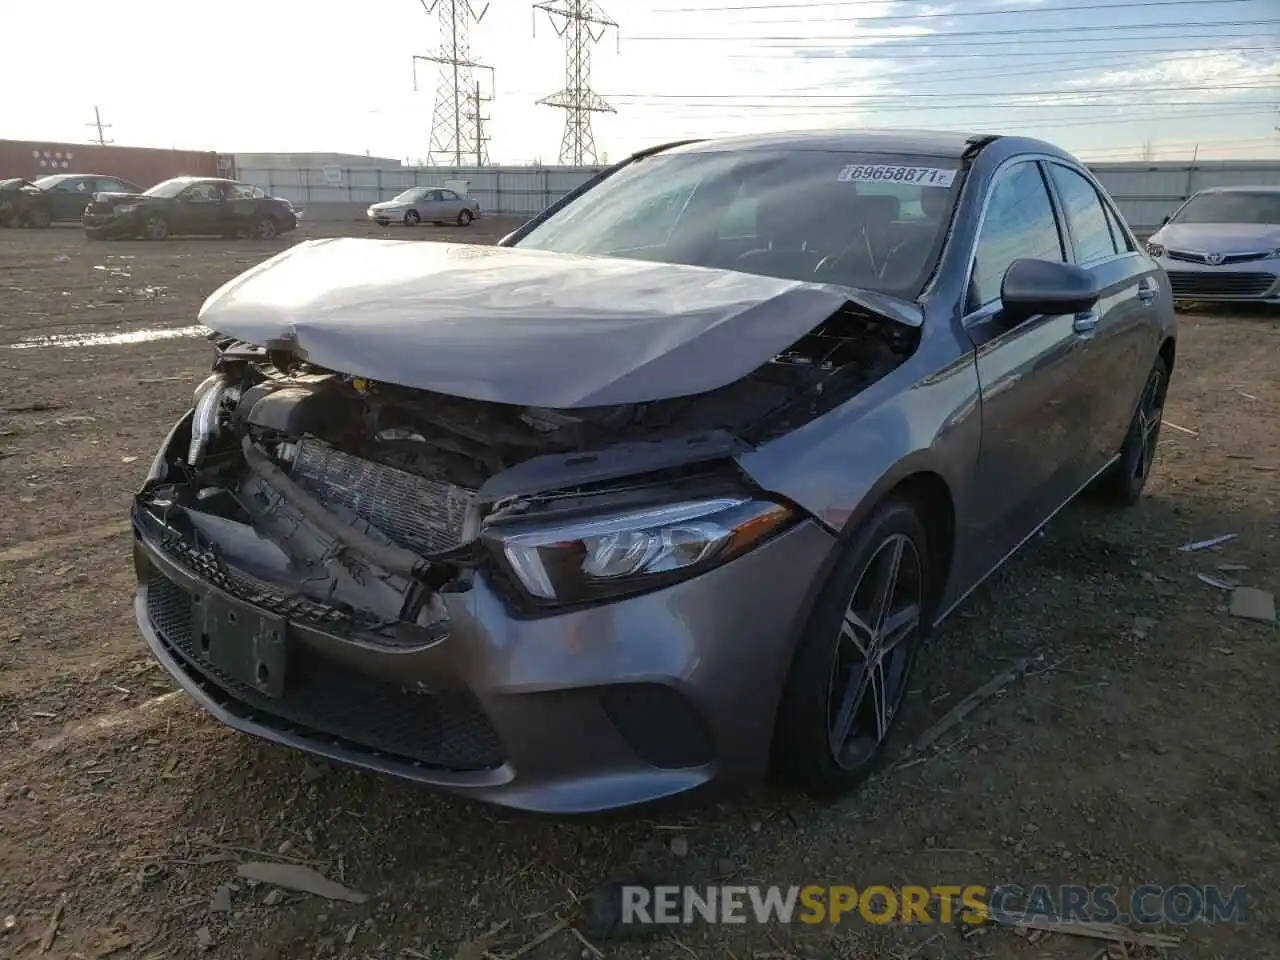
[143,215,169,241]
[457,208,474,226]
[27,208,51,229]
[253,216,278,240]
[403,210,420,226]
[1091,355,1168,506]
[774,499,932,798]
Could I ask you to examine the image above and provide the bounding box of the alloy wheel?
[257,217,277,240]
[1133,368,1163,481]
[145,217,168,240]
[826,533,923,770]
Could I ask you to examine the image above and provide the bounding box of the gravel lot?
[0,220,1277,960]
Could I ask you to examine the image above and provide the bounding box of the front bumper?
[366,207,402,221]
[83,211,140,238]
[132,486,838,813]
[1155,257,1280,303]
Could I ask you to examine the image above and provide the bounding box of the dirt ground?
[0,218,1277,960]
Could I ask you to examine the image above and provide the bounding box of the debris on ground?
[995,912,1181,949]
[1229,587,1277,623]
[209,884,232,913]
[236,861,369,904]
[195,926,214,951]
[1179,533,1238,552]
[37,895,66,954]
[1131,617,1155,639]
[669,835,689,858]
[1196,572,1238,590]
[905,657,1032,756]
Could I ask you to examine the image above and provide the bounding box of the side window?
[440,189,458,200]
[72,179,90,194]
[427,190,444,201]
[227,183,256,200]
[1102,201,1135,253]
[972,161,1065,308]
[184,183,221,201]
[95,179,128,193]
[1047,164,1117,263]
[252,186,267,199]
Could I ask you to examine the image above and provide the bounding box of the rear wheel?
[457,208,474,226]
[253,216,278,240]
[1092,355,1167,506]
[403,210,420,226]
[143,215,169,241]
[775,499,931,798]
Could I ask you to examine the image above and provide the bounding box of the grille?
[145,573,503,771]
[1167,271,1276,299]
[1167,249,1273,266]
[291,437,474,556]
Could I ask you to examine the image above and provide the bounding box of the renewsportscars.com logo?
[619,884,1249,926]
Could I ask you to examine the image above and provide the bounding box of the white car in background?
[367,186,480,227]
[1145,185,1280,305]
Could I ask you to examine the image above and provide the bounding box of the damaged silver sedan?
[132,130,1176,813]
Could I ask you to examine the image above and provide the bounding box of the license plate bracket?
[196,589,287,700]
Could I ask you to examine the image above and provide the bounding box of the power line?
[627,18,1280,41]
[653,0,1263,15]
[602,82,1279,101]
[718,44,1276,58]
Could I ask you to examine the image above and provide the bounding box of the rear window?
[1172,192,1280,225]
[514,148,964,298]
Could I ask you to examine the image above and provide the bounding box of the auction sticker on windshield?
[837,165,957,187]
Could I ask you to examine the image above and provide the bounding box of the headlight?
[1145,243,1165,258]
[486,497,795,605]
[187,373,229,466]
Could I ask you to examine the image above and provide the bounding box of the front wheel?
[774,499,931,798]
[403,210,420,226]
[457,208,474,226]
[1091,355,1168,506]
[253,216,278,240]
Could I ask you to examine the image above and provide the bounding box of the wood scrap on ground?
[905,657,1032,756]
[993,912,1181,949]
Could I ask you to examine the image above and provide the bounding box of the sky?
[2,0,1277,165]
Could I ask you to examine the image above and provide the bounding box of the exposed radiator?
[290,437,475,555]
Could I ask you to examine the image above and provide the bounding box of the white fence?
[237,160,1280,234]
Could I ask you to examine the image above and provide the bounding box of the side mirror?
[1001,258,1100,318]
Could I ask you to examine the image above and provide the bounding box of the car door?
[964,158,1095,572]
[176,182,225,235]
[55,178,93,220]
[1043,162,1159,475]
[418,189,445,221]
[224,182,259,234]
[438,189,464,220]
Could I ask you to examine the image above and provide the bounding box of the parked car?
[20,173,143,226]
[366,186,479,226]
[132,129,1174,813]
[0,177,39,227]
[83,176,298,241]
[1144,186,1280,305]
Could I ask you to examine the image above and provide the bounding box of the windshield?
[513,148,963,297]
[32,175,71,190]
[393,187,428,202]
[144,178,194,198]
[1172,192,1280,225]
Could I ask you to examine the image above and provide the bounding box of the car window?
[428,190,444,201]
[227,183,257,200]
[514,148,964,299]
[1102,201,1135,253]
[971,161,1065,309]
[71,179,91,194]
[252,186,267,199]
[184,183,222,201]
[441,189,458,200]
[1047,164,1117,263]
[95,179,130,193]
[1171,191,1280,225]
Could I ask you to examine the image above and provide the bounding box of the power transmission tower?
[534,1,618,166]
[412,0,494,166]
[86,106,113,146]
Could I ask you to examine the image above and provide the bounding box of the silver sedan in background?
[367,186,480,227]
[1145,185,1280,305]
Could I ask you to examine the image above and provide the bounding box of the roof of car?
[664,128,1005,158]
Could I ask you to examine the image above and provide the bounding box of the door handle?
[1073,311,1099,335]
[1136,279,1158,304]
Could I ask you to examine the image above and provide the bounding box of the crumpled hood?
[198,238,916,408]
[1151,221,1280,253]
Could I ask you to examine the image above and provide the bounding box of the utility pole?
[470,82,492,167]
[86,106,113,146]
[534,0,619,166]
[412,0,494,167]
